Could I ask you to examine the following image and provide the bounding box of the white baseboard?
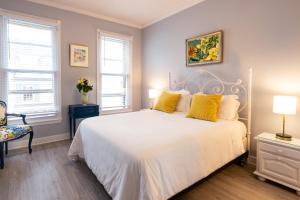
[8,133,69,150]
[247,155,256,165]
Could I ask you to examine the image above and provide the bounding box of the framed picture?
[186,31,223,66]
[70,44,89,67]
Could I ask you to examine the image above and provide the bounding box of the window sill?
[101,108,133,115]
[8,115,62,126]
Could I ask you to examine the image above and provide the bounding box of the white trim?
[8,115,62,126]
[101,108,133,115]
[142,0,206,28]
[98,29,134,41]
[0,8,60,26]
[0,16,3,99]
[8,132,69,150]
[247,68,253,152]
[26,0,142,28]
[0,10,62,124]
[97,29,133,114]
[56,20,62,123]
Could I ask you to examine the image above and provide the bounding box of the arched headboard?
[169,68,253,152]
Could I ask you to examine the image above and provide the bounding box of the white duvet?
[68,110,246,200]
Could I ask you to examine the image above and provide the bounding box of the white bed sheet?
[68,109,246,200]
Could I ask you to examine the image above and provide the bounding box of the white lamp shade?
[273,95,297,115]
[148,89,160,99]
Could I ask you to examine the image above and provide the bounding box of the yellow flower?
[205,48,219,61]
[201,38,209,46]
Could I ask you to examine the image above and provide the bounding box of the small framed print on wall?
[186,31,223,66]
[70,44,89,67]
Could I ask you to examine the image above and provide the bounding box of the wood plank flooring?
[0,140,299,200]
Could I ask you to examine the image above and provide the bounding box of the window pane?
[7,72,56,114]
[101,96,126,110]
[103,38,124,60]
[8,93,55,115]
[8,22,53,46]
[102,59,124,74]
[102,75,126,94]
[8,43,53,71]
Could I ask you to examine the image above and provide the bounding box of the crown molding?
[27,0,206,29]
[27,0,143,28]
[141,0,206,28]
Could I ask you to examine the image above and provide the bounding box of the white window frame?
[97,29,133,115]
[0,9,62,125]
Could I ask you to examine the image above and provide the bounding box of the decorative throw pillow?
[186,95,222,122]
[195,93,240,121]
[154,91,181,113]
[217,95,240,120]
[167,90,191,112]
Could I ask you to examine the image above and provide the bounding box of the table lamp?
[273,95,297,141]
[148,89,160,109]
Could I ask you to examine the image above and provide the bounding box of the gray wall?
[142,0,300,156]
[0,0,142,138]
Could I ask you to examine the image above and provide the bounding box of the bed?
[68,69,253,200]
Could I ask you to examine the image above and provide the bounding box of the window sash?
[98,30,132,113]
[100,73,128,110]
[0,11,61,123]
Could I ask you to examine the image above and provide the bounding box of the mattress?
[68,109,246,200]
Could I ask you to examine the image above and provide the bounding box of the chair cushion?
[0,125,32,142]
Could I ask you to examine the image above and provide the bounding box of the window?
[0,10,61,124]
[97,31,132,113]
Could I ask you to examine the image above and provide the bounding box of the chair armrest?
[6,113,28,125]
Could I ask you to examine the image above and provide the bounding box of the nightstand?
[68,104,99,139]
[254,132,300,196]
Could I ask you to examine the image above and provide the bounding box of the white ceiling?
[28,0,206,28]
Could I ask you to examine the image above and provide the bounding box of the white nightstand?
[254,132,300,196]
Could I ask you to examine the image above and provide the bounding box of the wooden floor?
[0,141,299,200]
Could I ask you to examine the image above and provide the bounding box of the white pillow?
[168,90,191,112]
[217,95,240,120]
[194,93,240,120]
[154,90,191,112]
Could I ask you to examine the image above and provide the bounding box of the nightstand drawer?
[258,141,300,161]
[258,151,300,187]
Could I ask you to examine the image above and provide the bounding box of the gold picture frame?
[186,31,223,66]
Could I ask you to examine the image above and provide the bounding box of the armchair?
[0,100,34,169]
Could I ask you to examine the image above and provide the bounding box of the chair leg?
[4,142,8,155]
[0,142,4,169]
[28,131,33,154]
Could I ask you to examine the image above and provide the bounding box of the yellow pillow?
[186,95,222,122]
[154,91,181,113]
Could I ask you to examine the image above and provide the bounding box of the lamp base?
[276,133,292,141]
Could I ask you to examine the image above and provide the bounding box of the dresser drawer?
[258,141,300,161]
[73,110,99,118]
[258,151,300,187]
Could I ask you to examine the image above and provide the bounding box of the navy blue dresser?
[68,104,99,139]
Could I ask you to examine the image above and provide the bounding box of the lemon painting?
[186,31,222,66]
